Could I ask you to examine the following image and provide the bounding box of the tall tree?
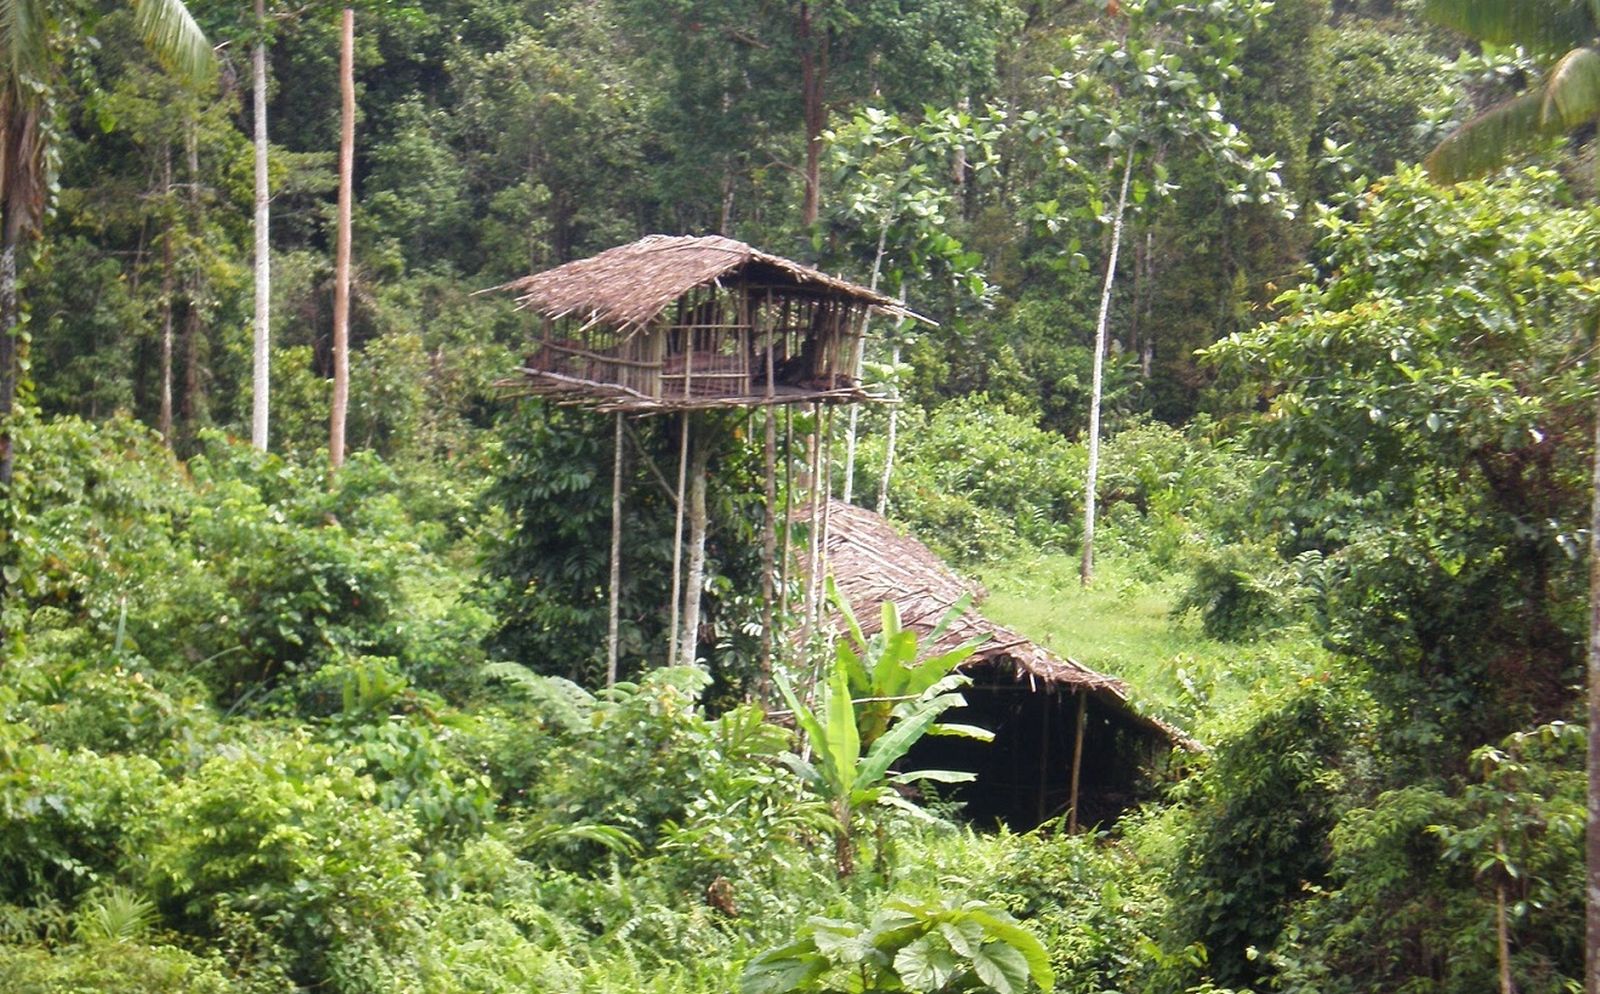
[250,0,270,450]
[329,6,352,469]
[1422,6,1600,992]
[1032,0,1294,584]
[0,0,213,488]
[620,0,1010,231]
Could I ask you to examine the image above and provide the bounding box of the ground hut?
[818,499,1189,831]
[497,235,922,684]
[499,234,919,412]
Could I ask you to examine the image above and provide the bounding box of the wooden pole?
[329,7,354,470]
[668,411,689,667]
[607,411,624,687]
[778,403,794,636]
[680,429,711,667]
[761,310,778,693]
[800,404,822,648]
[1068,689,1088,833]
[817,403,835,626]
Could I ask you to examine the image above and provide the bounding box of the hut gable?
[496,235,925,414]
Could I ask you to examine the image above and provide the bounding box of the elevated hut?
[496,236,922,684]
[818,499,1190,831]
[499,234,922,412]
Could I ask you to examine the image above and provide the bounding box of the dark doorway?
[902,663,1163,831]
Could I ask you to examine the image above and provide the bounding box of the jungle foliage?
[0,0,1595,992]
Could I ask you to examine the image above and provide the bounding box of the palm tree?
[0,0,212,487]
[1423,0,1600,182]
[1424,6,1600,993]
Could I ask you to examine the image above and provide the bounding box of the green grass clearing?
[974,551,1322,738]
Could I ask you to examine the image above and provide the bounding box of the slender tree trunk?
[875,340,900,516]
[1586,388,1600,994]
[1498,842,1516,994]
[159,141,175,444]
[330,7,354,469]
[251,0,271,451]
[181,127,203,427]
[1080,148,1135,587]
[679,435,711,667]
[0,231,18,491]
[843,224,887,504]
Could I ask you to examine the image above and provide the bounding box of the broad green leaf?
[740,943,829,994]
[971,940,1031,994]
[823,664,860,795]
[895,935,962,991]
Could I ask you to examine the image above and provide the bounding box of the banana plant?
[828,576,989,748]
[778,590,992,878]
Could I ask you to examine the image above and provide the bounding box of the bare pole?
[843,227,887,503]
[778,403,794,636]
[607,411,624,687]
[761,301,778,693]
[667,415,689,666]
[667,346,694,666]
[250,0,271,451]
[816,403,835,627]
[800,403,823,649]
[329,6,354,470]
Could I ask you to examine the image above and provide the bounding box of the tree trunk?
[330,7,354,470]
[842,223,887,504]
[1586,388,1600,994]
[798,3,829,227]
[159,141,174,444]
[1080,148,1135,587]
[251,0,271,451]
[181,127,203,428]
[679,433,711,667]
[0,232,17,492]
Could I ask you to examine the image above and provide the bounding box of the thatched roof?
[497,234,925,331]
[816,499,1192,748]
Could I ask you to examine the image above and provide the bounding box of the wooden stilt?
[607,412,624,687]
[1068,689,1088,833]
[761,321,778,695]
[667,411,689,667]
[816,403,835,627]
[800,404,823,649]
[680,429,710,667]
[778,404,794,640]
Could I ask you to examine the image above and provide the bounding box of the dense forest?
[1,0,1597,991]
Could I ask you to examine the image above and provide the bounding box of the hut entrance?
[902,663,1165,831]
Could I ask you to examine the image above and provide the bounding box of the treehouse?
[817,499,1193,831]
[497,234,923,413]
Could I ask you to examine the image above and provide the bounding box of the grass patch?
[974,551,1321,737]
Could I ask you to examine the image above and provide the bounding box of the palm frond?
[1424,0,1595,54]
[1542,45,1600,125]
[132,0,214,87]
[0,0,48,83]
[1425,89,1561,183]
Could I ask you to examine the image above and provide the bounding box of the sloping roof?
[817,499,1192,748]
[496,234,923,332]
